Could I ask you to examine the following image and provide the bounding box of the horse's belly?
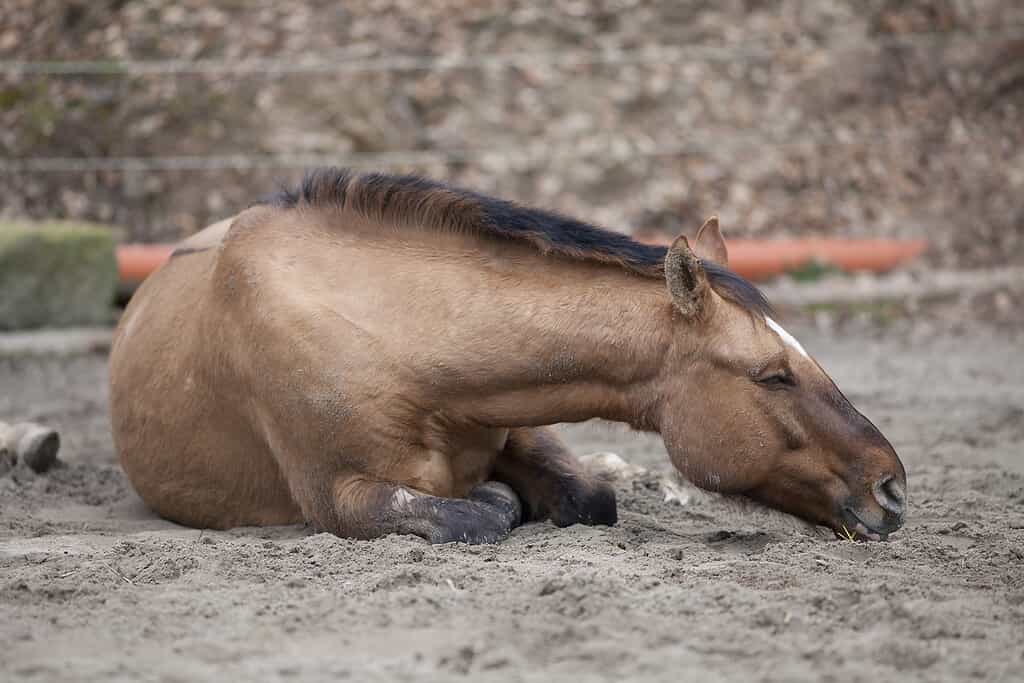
[449,426,509,495]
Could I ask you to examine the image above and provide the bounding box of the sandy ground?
[2,322,1023,682]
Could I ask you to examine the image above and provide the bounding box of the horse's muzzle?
[873,475,906,520]
[831,476,905,541]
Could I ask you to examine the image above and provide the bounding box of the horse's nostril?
[873,476,906,517]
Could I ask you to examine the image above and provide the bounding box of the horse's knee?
[552,477,617,527]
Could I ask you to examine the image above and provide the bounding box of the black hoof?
[468,481,523,528]
[426,482,523,545]
[553,478,618,528]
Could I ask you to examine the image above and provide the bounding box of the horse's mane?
[258,167,772,317]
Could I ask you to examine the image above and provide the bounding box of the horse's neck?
[297,215,676,430]
[435,248,674,430]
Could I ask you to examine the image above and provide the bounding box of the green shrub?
[0,221,118,330]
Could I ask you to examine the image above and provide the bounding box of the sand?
[2,324,1023,682]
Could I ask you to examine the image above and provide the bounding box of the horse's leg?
[317,476,523,544]
[492,427,617,527]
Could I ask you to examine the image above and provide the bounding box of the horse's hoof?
[554,479,618,527]
[424,485,522,545]
[0,422,61,473]
[469,481,524,529]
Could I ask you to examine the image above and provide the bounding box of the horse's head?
[657,218,906,540]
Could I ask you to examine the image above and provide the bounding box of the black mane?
[259,168,772,317]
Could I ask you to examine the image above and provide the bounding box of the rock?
[0,221,118,330]
[660,476,699,506]
[0,447,15,476]
[0,421,61,473]
[577,451,646,481]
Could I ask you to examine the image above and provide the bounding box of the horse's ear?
[694,215,728,267]
[665,235,710,318]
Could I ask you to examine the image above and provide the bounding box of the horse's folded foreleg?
[319,476,522,544]
[491,427,617,527]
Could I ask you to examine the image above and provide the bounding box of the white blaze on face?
[765,316,810,359]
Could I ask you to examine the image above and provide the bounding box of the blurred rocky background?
[1,0,1023,268]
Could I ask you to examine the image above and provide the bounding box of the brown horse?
[109,169,906,543]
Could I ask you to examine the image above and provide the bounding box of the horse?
[109,169,907,543]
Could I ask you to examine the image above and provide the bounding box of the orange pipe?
[717,238,928,281]
[117,244,174,284]
[634,236,927,280]
[116,238,927,285]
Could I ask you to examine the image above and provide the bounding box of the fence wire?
[0,128,937,174]
[0,24,1012,173]
[2,25,1020,76]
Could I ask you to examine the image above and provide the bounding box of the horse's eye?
[755,370,796,388]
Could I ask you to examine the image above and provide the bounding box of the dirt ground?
[1,321,1023,682]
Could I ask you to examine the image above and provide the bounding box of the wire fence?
[0,24,1013,174]
[0,128,940,174]
[2,25,1021,76]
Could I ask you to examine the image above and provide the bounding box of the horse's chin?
[830,524,887,542]
[660,473,826,538]
[666,478,901,543]
[829,506,898,542]
[586,457,871,541]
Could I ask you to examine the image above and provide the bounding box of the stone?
[0,421,61,473]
